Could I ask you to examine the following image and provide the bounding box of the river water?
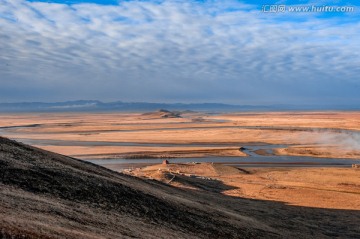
[1,127,358,169]
[86,144,360,169]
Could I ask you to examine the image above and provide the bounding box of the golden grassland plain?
[0,111,359,159]
[0,111,359,210]
[127,163,360,210]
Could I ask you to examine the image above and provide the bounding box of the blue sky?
[0,0,359,105]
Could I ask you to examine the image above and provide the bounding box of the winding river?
[86,144,360,169]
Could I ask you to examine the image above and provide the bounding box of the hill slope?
[1,136,359,238]
[0,136,276,238]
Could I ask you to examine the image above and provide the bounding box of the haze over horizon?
[1,0,360,106]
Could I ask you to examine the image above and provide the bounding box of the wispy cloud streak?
[0,0,359,103]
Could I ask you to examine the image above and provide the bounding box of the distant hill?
[0,100,359,112]
[142,109,182,118]
[0,100,253,112]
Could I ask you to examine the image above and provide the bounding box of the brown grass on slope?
[0,136,276,239]
[1,136,360,238]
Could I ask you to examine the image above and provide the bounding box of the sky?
[0,0,360,105]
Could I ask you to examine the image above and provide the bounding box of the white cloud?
[0,0,359,104]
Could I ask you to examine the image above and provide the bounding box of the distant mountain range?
[0,100,359,112]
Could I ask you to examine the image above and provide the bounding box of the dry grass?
[275,145,360,159]
[130,163,360,210]
[1,111,359,159]
[0,137,274,239]
[2,137,360,238]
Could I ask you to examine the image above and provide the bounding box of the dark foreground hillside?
[0,136,277,238]
[1,136,359,238]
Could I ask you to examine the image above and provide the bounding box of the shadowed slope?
[0,136,277,239]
